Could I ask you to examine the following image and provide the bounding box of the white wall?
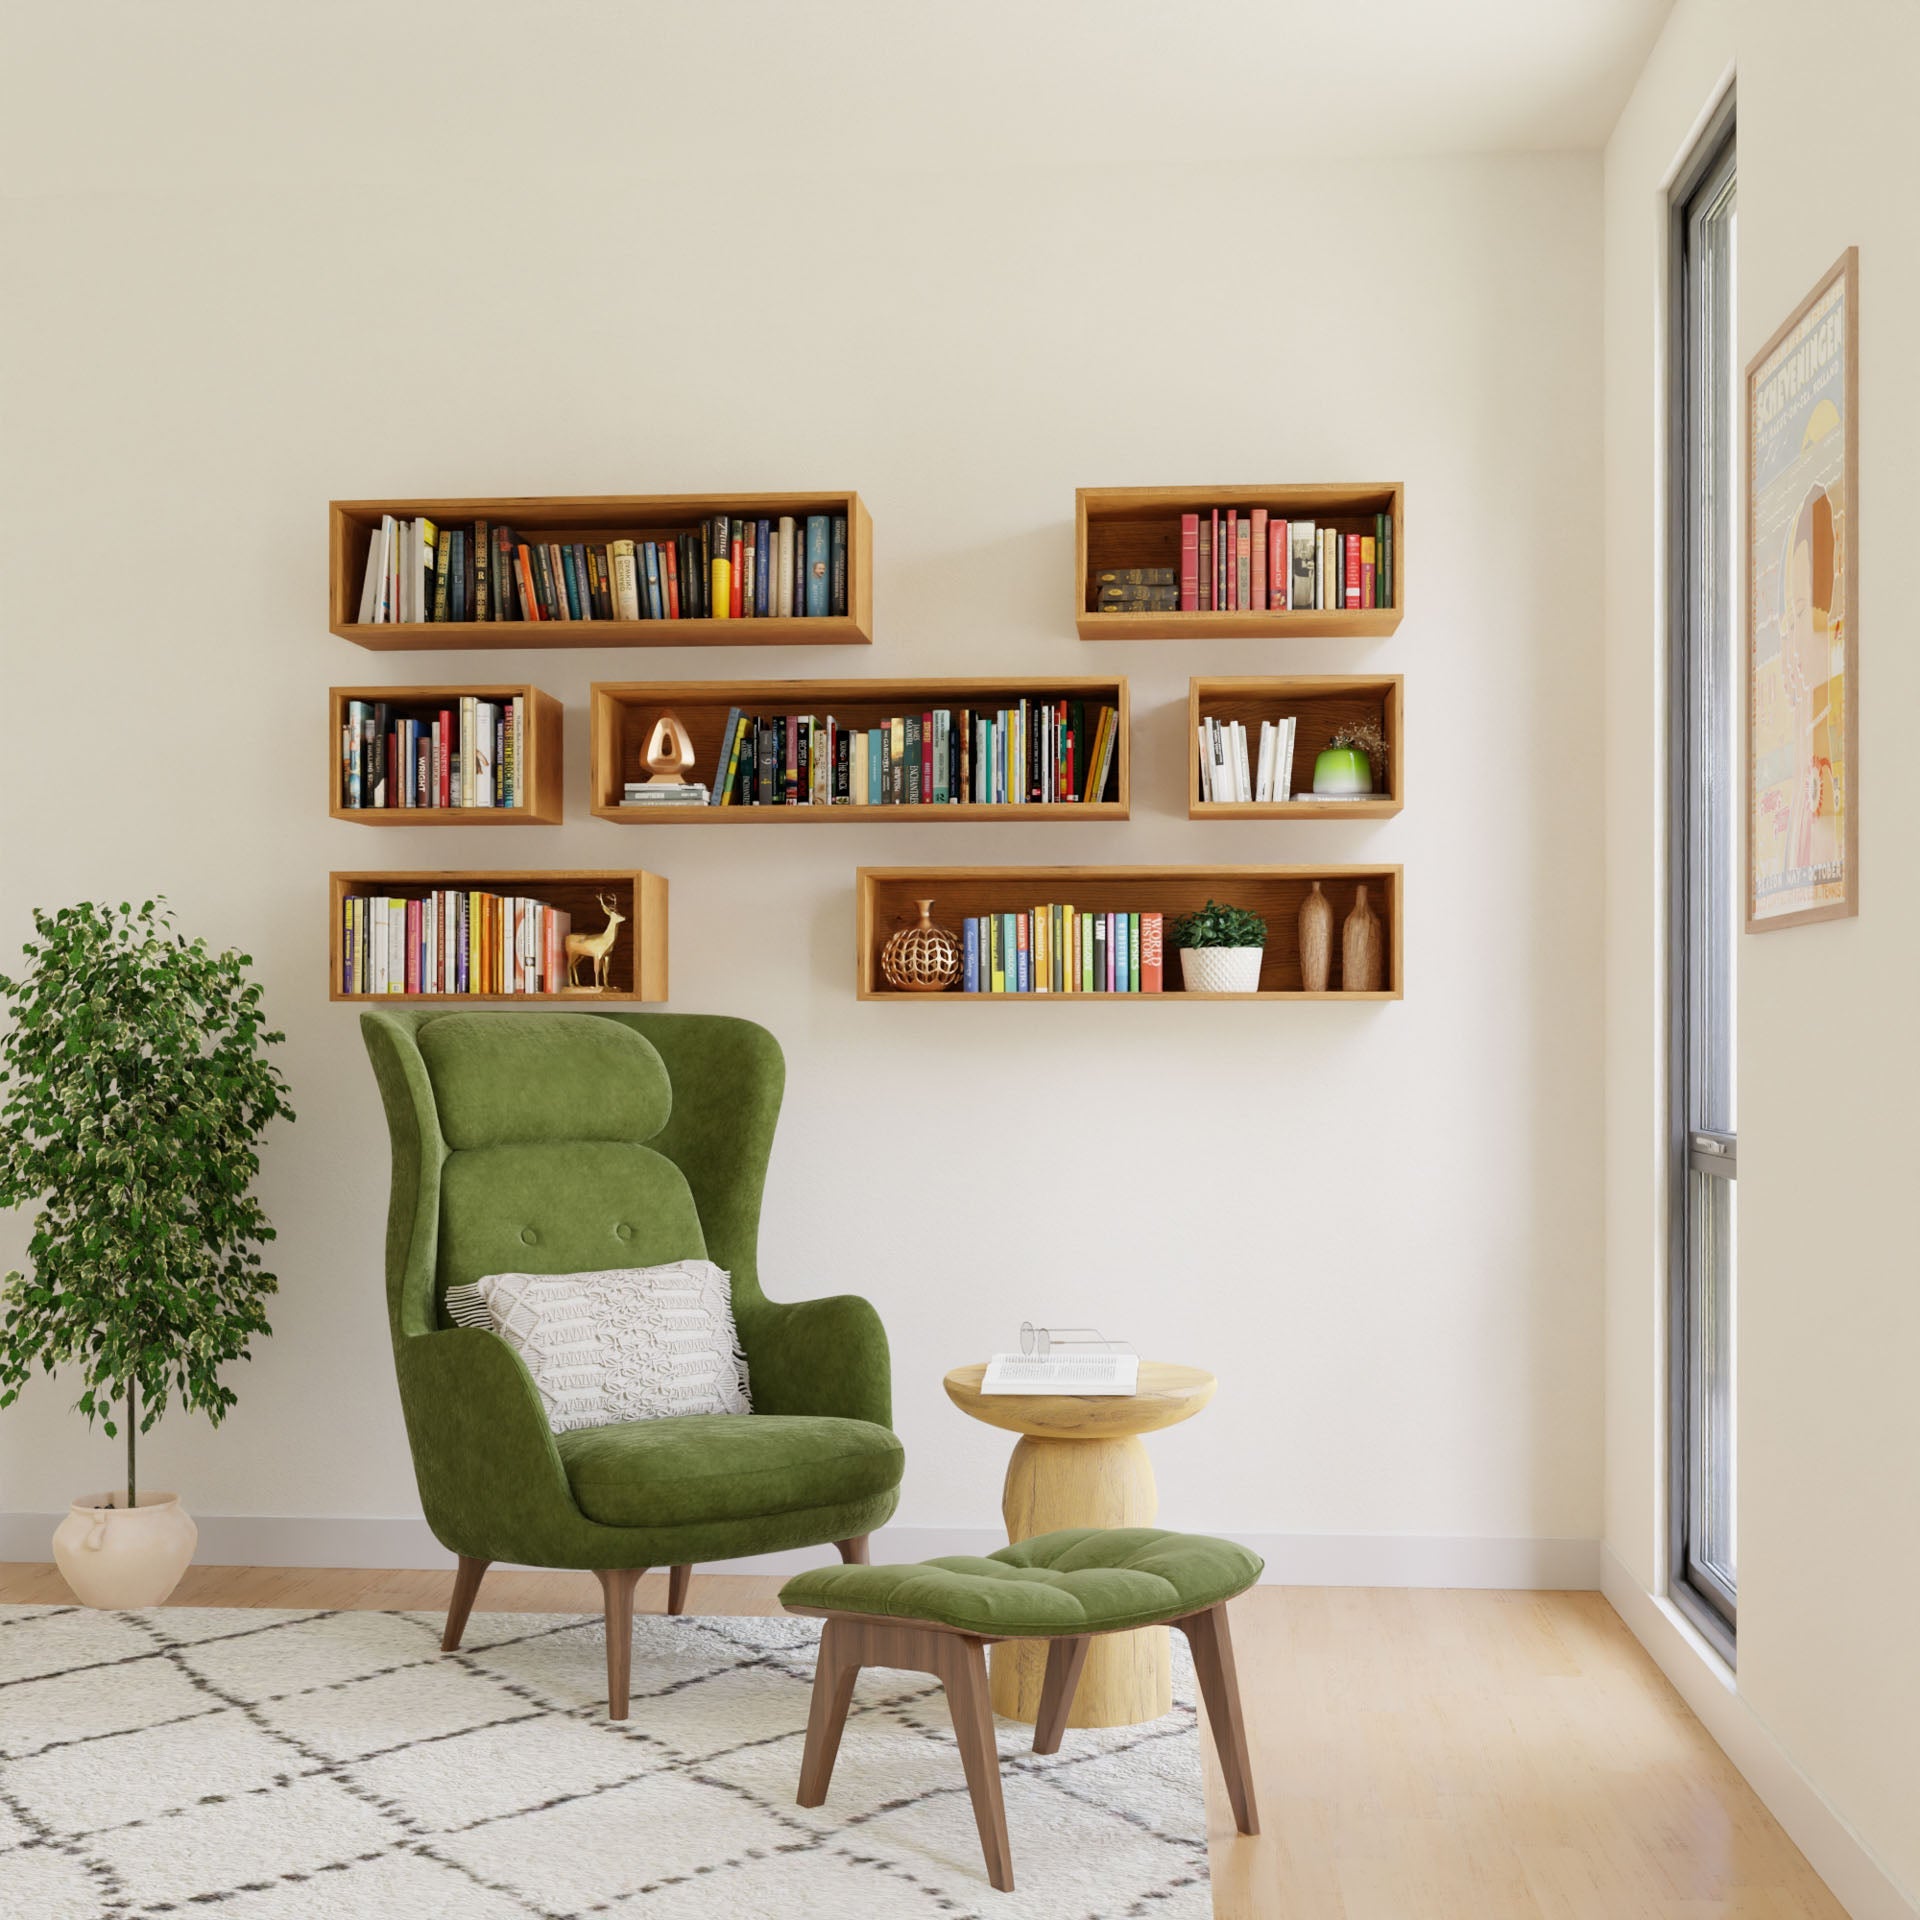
[0,13,1606,1582]
[1603,0,1920,1910]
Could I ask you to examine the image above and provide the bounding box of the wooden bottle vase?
[1341,884,1382,992]
[1298,881,1333,992]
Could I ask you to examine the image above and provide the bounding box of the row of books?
[680,699,1121,808]
[959,907,1165,994]
[1088,509,1393,614]
[340,697,524,810]
[355,513,849,624]
[1197,715,1312,804]
[341,891,574,996]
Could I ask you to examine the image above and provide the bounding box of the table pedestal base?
[988,1433,1171,1728]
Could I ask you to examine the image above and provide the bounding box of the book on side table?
[980,1351,1140,1395]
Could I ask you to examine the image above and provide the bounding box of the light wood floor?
[0,1565,1844,1919]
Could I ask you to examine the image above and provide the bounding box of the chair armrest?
[394,1328,583,1564]
[738,1292,893,1429]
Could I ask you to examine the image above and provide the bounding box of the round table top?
[943,1362,1216,1439]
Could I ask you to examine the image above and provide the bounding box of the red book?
[1250,509,1268,610]
[438,709,452,807]
[1179,512,1199,611]
[1345,533,1362,608]
[662,541,681,619]
[1141,912,1164,992]
[729,528,745,617]
[1269,520,1288,609]
[1225,509,1238,610]
[1210,508,1222,609]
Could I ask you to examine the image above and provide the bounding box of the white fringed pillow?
[444,1259,751,1434]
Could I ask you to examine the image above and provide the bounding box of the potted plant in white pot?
[1170,899,1268,994]
[0,899,293,1607]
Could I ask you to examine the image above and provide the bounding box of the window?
[1668,103,1738,1659]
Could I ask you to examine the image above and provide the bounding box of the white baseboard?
[1601,1547,1917,1920]
[1,1510,1599,1589]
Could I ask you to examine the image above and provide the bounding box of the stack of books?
[692,698,1120,808]
[355,513,849,624]
[341,891,573,996]
[958,907,1165,994]
[1112,508,1393,613]
[621,782,709,808]
[341,697,523,810]
[1197,715,1298,803]
[1094,567,1179,613]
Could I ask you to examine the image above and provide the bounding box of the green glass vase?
[1312,746,1373,795]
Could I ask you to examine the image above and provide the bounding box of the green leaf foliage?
[0,900,294,1484]
[1169,899,1268,950]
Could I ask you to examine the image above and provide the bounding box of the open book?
[981,1351,1139,1396]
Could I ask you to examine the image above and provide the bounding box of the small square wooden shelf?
[329,869,667,1003]
[329,686,564,824]
[1189,676,1402,820]
[1075,484,1403,639]
[329,493,872,648]
[857,866,1401,1000]
[590,678,1130,823]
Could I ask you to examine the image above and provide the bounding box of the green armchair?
[360,1008,902,1716]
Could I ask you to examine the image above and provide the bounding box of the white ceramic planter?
[1178,946,1265,993]
[52,1492,197,1608]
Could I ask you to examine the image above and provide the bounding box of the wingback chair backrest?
[361,1009,786,1345]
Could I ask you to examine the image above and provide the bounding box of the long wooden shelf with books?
[1189,676,1402,819]
[857,866,1401,1000]
[1075,484,1403,639]
[330,493,872,648]
[329,870,667,1003]
[330,686,564,824]
[590,679,1129,822]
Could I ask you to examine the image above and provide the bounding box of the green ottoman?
[778,1525,1263,1893]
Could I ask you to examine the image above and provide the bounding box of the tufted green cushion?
[418,1012,671,1149]
[558,1414,905,1528]
[778,1527,1263,1637]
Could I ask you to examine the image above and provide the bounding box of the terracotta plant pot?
[52,1492,198,1608]
[1178,946,1264,993]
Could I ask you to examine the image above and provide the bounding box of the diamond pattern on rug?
[0,1604,1211,1919]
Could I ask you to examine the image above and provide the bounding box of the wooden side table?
[943,1360,1216,1728]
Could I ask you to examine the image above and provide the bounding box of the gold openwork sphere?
[880,898,962,992]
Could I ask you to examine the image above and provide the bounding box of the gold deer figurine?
[564,893,626,993]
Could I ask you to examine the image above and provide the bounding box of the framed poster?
[1745,246,1858,930]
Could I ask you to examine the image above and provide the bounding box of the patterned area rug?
[0,1604,1211,1918]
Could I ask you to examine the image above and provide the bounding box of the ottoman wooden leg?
[1031,1635,1091,1755]
[1176,1602,1259,1835]
[666,1564,692,1615]
[939,1634,1015,1893]
[797,1618,862,1806]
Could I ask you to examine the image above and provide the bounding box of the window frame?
[1665,95,1739,1665]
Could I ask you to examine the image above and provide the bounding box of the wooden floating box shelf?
[591,678,1130,823]
[329,686,564,825]
[329,869,667,1003]
[857,866,1401,1000]
[1189,676,1402,820]
[329,492,873,648]
[1076,484,1403,639]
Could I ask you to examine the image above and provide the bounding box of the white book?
[1210,718,1228,802]
[610,539,642,620]
[396,519,412,625]
[459,697,474,808]
[387,514,404,624]
[981,1352,1139,1396]
[357,528,384,623]
[1233,721,1251,801]
[775,517,795,617]
[1196,722,1212,801]
[1256,720,1274,802]
[374,515,395,622]
[473,703,494,808]
[369,902,386,996]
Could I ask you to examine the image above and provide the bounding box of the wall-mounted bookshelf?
[329,493,873,648]
[590,678,1130,823]
[329,686,564,824]
[1189,676,1402,820]
[329,869,667,1003]
[1075,484,1403,640]
[857,866,1401,1000]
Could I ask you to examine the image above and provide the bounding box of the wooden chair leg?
[1030,1634,1090,1755]
[595,1567,645,1720]
[796,1618,862,1807]
[941,1635,1015,1893]
[441,1555,490,1652]
[1178,1602,1260,1836]
[667,1564,692,1615]
[835,1535,871,1564]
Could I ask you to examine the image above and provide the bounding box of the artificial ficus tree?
[0,900,294,1508]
